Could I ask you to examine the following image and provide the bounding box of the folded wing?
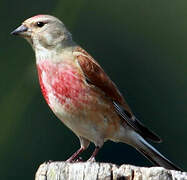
[74,47,161,143]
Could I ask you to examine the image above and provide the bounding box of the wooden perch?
[35,161,186,180]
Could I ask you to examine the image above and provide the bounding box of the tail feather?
[132,134,182,171]
[113,101,162,143]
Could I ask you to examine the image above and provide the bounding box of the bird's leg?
[66,147,85,162]
[87,146,100,162]
[66,136,90,163]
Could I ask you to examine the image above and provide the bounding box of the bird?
[11,14,182,171]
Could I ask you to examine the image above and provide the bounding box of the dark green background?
[1,0,187,179]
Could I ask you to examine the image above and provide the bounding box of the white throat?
[34,42,77,64]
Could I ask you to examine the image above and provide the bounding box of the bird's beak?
[11,24,28,36]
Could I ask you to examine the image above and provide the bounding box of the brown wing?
[74,47,161,143]
[74,46,133,117]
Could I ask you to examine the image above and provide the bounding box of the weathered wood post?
[35,162,186,180]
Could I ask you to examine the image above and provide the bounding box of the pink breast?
[37,60,88,108]
[37,65,50,104]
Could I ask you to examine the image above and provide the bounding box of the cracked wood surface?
[35,162,187,180]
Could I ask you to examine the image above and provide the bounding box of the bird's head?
[11,15,72,51]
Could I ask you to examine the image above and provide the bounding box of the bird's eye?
[36,22,45,27]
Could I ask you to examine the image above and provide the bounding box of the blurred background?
[1,0,187,179]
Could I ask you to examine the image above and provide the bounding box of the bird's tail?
[130,133,182,171]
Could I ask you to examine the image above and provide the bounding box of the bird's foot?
[66,157,84,163]
[75,157,83,162]
[87,157,96,162]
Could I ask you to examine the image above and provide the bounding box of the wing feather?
[73,47,161,143]
[74,47,132,115]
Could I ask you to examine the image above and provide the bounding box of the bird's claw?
[87,157,96,162]
[76,157,83,162]
[66,157,84,163]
